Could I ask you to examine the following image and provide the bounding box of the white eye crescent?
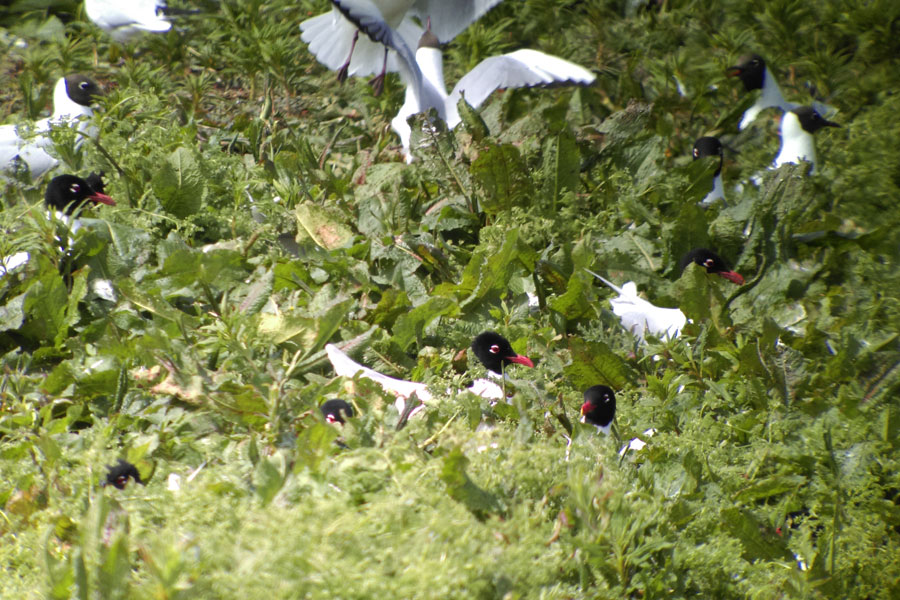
[489,344,500,354]
[79,81,90,90]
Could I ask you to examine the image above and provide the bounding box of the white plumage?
[585,269,687,343]
[1,76,98,179]
[84,0,171,43]
[300,0,503,80]
[391,33,595,161]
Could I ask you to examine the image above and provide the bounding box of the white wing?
[325,343,431,417]
[85,0,171,37]
[586,270,686,342]
[408,0,504,42]
[447,49,595,128]
[301,6,423,77]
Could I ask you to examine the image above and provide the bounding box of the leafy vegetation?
[2,0,899,598]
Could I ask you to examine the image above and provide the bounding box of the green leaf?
[152,147,206,218]
[294,203,354,250]
[471,143,527,214]
[564,338,635,389]
[439,447,501,520]
[541,125,579,207]
[392,296,458,351]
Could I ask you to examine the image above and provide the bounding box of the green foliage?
[1,0,899,599]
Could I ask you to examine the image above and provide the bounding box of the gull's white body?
[324,343,505,416]
[701,172,725,205]
[392,45,596,161]
[301,0,503,79]
[0,78,95,179]
[774,111,819,172]
[586,270,687,343]
[739,67,791,130]
[0,251,30,277]
[84,0,171,42]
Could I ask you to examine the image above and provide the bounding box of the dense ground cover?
[1,0,899,597]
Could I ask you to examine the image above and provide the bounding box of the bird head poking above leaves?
[471,331,534,375]
[680,248,744,285]
[727,53,766,92]
[581,385,616,429]
[103,459,143,489]
[321,399,355,424]
[45,174,116,215]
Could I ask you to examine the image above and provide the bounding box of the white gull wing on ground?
[324,343,507,414]
[585,269,687,343]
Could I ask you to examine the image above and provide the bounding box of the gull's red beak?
[717,270,744,285]
[506,354,534,368]
[726,66,741,77]
[88,191,116,206]
[580,402,590,416]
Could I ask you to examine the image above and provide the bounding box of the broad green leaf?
[294,203,354,250]
[564,338,635,389]
[152,147,205,218]
[392,296,457,351]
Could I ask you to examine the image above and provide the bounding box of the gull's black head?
[581,385,616,428]
[692,136,723,160]
[680,248,744,285]
[692,136,724,174]
[64,74,103,107]
[471,331,535,375]
[45,174,116,215]
[321,399,354,424]
[792,106,840,134]
[727,54,766,92]
[103,459,143,489]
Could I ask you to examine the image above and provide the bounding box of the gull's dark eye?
[751,59,760,66]
[703,259,714,268]
[693,148,699,158]
[489,344,500,354]
[116,476,127,487]
[79,81,89,90]
[70,184,80,193]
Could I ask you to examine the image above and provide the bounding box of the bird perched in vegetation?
[301,0,503,95]
[1,174,115,277]
[103,459,144,489]
[585,269,687,343]
[581,385,616,434]
[692,136,725,205]
[0,74,103,179]
[320,399,355,424]
[470,331,534,375]
[84,0,172,42]
[680,248,744,285]
[390,25,596,161]
[774,106,839,173]
[728,54,793,131]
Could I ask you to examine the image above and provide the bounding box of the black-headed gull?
[320,399,355,424]
[692,136,725,205]
[580,385,616,435]
[301,0,503,95]
[774,106,838,173]
[728,54,793,131]
[84,0,172,43]
[585,269,686,343]
[325,331,533,415]
[1,75,102,179]
[470,331,535,374]
[102,459,144,489]
[680,248,744,285]
[1,173,116,277]
[391,26,596,161]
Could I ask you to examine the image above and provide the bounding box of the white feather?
[585,269,687,343]
[84,0,171,42]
